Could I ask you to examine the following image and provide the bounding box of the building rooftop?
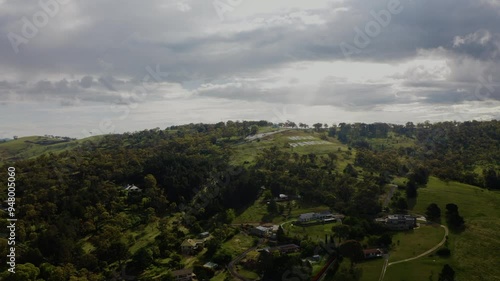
[204,262,218,269]
[255,226,270,231]
[363,248,382,255]
[298,213,316,219]
[172,268,194,276]
[387,214,415,220]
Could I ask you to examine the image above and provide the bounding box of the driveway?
[388,225,449,266]
[379,224,449,281]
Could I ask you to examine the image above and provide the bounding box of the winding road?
[379,224,449,281]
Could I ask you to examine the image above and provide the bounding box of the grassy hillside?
[359,178,500,281]
[0,135,103,164]
[231,129,352,167]
[233,194,332,225]
[407,177,500,281]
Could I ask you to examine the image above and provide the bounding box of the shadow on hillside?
[447,224,466,234]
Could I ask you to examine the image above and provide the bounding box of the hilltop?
[232,128,351,166]
[0,135,102,164]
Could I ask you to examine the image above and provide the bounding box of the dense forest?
[0,120,499,280]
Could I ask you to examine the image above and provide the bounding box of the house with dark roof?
[273,244,301,254]
[381,214,417,230]
[298,212,316,222]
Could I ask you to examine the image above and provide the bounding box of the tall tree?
[406,180,418,199]
[445,203,465,230]
[338,240,364,268]
[332,224,351,245]
[144,174,157,189]
[438,264,455,281]
[313,123,323,132]
[425,203,441,222]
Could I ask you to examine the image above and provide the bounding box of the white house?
[297,211,336,223]
[124,184,142,192]
[251,226,272,237]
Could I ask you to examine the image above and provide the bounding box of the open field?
[384,255,451,281]
[358,258,386,281]
[221,233,256,257]
[235,266,259,280]
[284,221,339,242]
[0,135,103,164]
[231,130,351,166]
[127,222,162,255]
[357,225,444,281]
[389,225,445,262]
[407,177,500,281]
[233,196,331,224]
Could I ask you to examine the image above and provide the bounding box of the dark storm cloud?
[1,0,498,78]
[0,0,499,113]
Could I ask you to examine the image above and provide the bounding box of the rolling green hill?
[410,177,500,281]
[0,135,102,164]
[232,128,353,167]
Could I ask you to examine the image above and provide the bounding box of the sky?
[0,0,499,139]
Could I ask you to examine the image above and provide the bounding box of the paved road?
[378,255,389,281]
[280,219,296,228]
[379,224,449,281]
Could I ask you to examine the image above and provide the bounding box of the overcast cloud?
[1,0,499,138]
